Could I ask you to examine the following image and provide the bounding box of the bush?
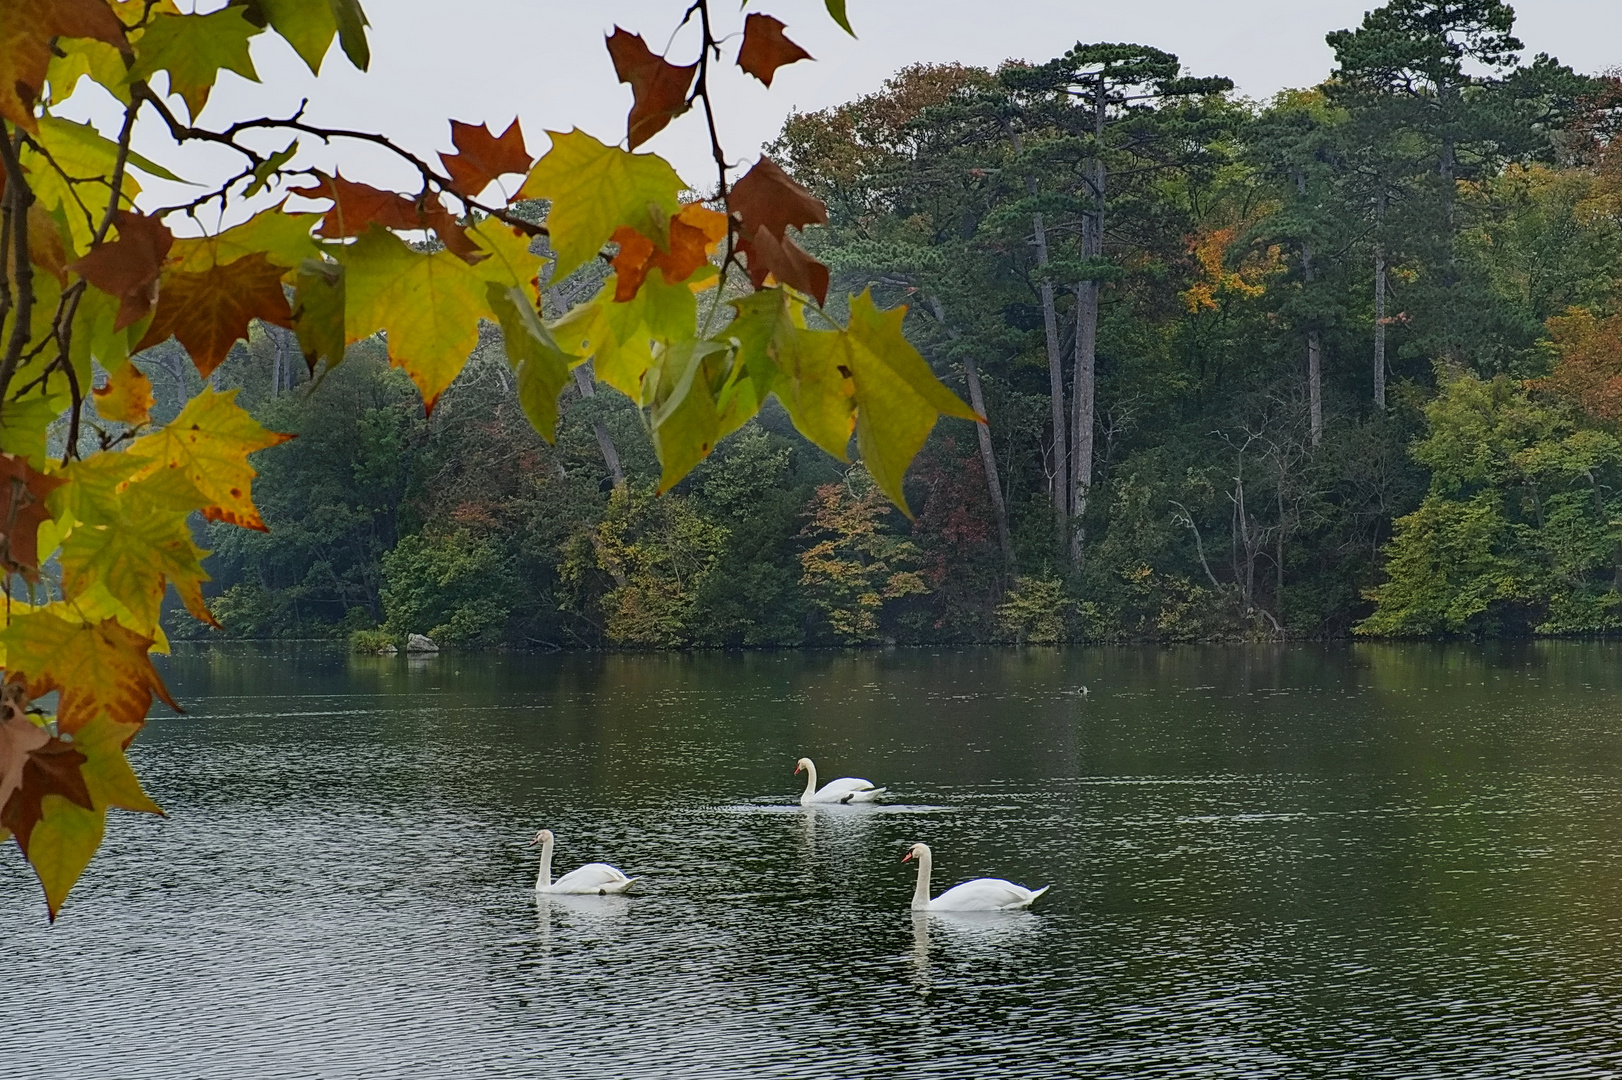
[349,629,396,653]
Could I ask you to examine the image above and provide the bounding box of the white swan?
[903,842,1048,911]
[530,829,636,894]
[795,757,885,805]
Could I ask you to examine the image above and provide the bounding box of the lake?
[4,643,1622,1078]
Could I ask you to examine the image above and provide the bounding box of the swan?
[795,757,885,805]
[530,829,636,894]
[902,842,1048,911]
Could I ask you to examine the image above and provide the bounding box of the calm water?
[5,644,1622,1078]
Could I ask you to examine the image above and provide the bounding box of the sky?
[69,0,1622,224]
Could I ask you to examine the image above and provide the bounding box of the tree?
[0,0,977,917]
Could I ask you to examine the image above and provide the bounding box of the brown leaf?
[66,211,175,331]
[728,156,828,242]
[610,202,727,302]
[736,14,813,88]
[0,612,179,733]
[92,362,154,425]
[739,224,829,305]
[0,681,49,842]
[605,27,697,150]
[440,119,531,199]
[0,0,129,133]
[1,735,93,857]
[133,252,294,377]
[294,172,483,264]
[27,203,68,285]
[0,453,68,581]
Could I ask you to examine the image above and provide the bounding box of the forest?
[161,1,1622,649]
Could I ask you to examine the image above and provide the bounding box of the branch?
[0,127,34,401]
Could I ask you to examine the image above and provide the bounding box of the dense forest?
[154,0,1622,648]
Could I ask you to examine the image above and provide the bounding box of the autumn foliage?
[0,0,971,917]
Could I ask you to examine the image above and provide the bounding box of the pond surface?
[5,643,1622,1078]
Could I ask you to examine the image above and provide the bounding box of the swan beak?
[793,764,802,774]
[901,851,914,863]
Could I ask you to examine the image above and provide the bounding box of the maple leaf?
[27,203,69,285]
[0,0,128,133]
[256,0,370,75]
[845,289,979,514]
[134,252,295,377]
[740,224,830,306]
[440,119,531,199]
[487,284,573,441]
[596,272,698,403]
[168,206,321,273]
[728,157,828,242]
[0,610,177,733]
[340,225,487,411]
[0,453,68,581]
[129,7,261,122]
[611,202,727,301]
[0,681,49,847]
[518,128,685,281]
[56,455,216,632]
[292,258,345,372]
[728,289,854,459]
[605,28,697,149]
[126,387,292,530]
[66,210,174,331]
[650,339,731,492]
[92,361,153,425]
[736,14,813,88]
[293,172,482,263]
[1,734,94,858]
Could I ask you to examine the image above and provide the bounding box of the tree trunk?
[1069,75,1108,567]
[964,355,1014,570]
[1373,248,1387,410]
[1009,128,1068,551]
[1299,171,1322,447]
[572,364,624,488]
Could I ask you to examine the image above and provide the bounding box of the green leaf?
[330,0,371,71]
[0,393,68,466]
[650,339,729,492]
[292,258,346,373]
[518,129,685,280]
[727,288,852,460]
[596,271,697,403]
[245,140,298,198]
[487,284,573,441]
[469,217,544,305]
[845,289,977,514]
[340,225,486,411]
[131,8,263,123]
[169,208,321,273]
[25,795,104,921]
[74,715,163,816]
[823,0,856,36]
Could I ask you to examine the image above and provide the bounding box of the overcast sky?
[83,1,1622,220]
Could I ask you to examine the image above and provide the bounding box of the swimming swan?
[795,757,885,805]
[902,842,1048,911]
[530,829,636,895]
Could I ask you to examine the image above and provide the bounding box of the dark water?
[5,643,1622,1078]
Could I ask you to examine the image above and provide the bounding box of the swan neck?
[911,847,933,910]
[801,761,817,802]
[535,837,553,889]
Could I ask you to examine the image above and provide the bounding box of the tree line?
[174,0,1622,647]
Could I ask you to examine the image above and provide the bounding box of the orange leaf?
[0,453,68,581]
[134,252,294,377]
[0,681,49,833]
[736,14,812,88]
[0,0,128,133]
[66,211,174,331]
[605,27,697,150]
[440,118,531,199]
[92,361,153,425]
[610,202,727,302]
[739,224,829,305]
[0,612,179,733]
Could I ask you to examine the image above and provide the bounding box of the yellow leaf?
[75,714,163,816]
[597,271,696,404]
[650,338,730,492]
[125,387,292,531]
[844,289,977,514]
[469,217,544,306]
[24,794,104,920]
[92,362,153,425]
[168,207,322,273]
[487,284,573,441]
[0,608,178,733]
[340,225,486,411]
[518,129,685,280]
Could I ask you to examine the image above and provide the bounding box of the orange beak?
[901,850,914,863]
[793,763,802,774]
